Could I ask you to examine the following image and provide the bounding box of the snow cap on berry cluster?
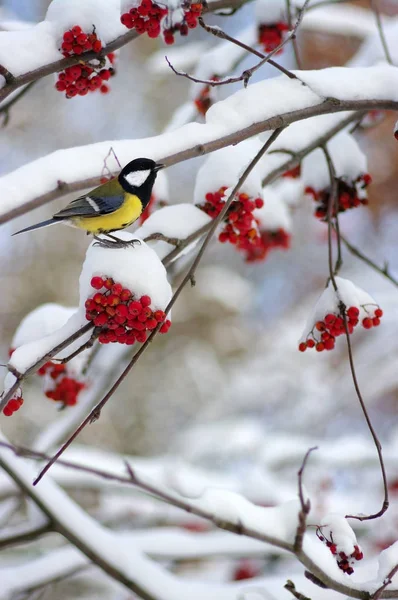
[10,303,89,379]
[46,0,124,44]
[301,132,368,192]
[319,513,360,557]
[136,204,211,261]
[255,0,289,23]
[79,232,172,312]
[299,276,381,345]
[193,138,264,206]
[255,187,292,232]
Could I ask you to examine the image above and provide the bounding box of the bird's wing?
[53,179,124,219]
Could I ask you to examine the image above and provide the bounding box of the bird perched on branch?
[14,158,165,248]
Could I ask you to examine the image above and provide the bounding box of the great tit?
[14,158,165,247]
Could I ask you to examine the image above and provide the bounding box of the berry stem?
[341,302,389,522]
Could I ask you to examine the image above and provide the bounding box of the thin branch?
[3,99,398,225]
[0,82,36,127]
[370,0,393,65]
[0,521,51,550]
[286,0,303,69]
[198,12,308,83]
[374,565,398,600]
[321,145,339,290]
[341,305,389,521]
[294,447,317,552]
[33,129,284,485]
[0,64,15,84]
[285,580,312,600]
[0,0,250,104]
[339,232,398,288]
[168,7,307,89]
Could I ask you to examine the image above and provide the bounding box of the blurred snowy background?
[1,0,398,599]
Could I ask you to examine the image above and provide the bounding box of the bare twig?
[294,447,317,552]
[339,232,398,288]
[167,7,306,89]
[0,521,51,550]
[0,82,36,127]
[286,0,303,69]
[198,9,310,84]
[33,129,284,485]
[341,306,389,521]
[285,580,311,600]
[370,0,393,65]
[321,145,339,289]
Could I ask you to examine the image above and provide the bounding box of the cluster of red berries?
[60,25,102,56]
[283,165,301,179]
[2,391,23,417]
[305,174,372,220]
[194,79,218,116]
[258,22,289,53]
[246,228,291,263]
[232,559,261,581]
[85,276,171,345]
[299,305,383,353]
[37,361,85,407]
[198,188,268,261]
[120,0,202,44]
[317,529,363,576]
[56,26,116,98]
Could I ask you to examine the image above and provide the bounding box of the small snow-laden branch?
[2,65,398,225]
[0,0,249,104]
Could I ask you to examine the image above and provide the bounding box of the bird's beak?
[154,163,165,172]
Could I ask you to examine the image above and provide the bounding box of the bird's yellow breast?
[73,193,143,234]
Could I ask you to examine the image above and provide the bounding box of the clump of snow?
[153,170,169,203]
[377,540,398,584]
[271,178,304,208]
[301,132,367,191]
[12,303,76,349]
[255,187,292,231]
[319,513,358,557]
[136,204,211,261]
[46,0,124,44]
[299,276,380,343]
[194,138,265,205]
[0,22,59,83]
[255,0,287,24]
[80,231,172,311]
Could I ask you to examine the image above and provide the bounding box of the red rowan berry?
[362,317,373,329]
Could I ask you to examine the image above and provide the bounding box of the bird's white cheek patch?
[125,169,151,187]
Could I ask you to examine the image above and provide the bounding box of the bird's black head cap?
[119,158,164,209]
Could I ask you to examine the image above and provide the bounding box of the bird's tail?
[13,218,58,236]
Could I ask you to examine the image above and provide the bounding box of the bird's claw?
[93,236,141,249]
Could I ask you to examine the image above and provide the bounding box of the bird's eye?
[124,170,151,187]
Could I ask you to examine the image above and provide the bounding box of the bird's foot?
[93,235,141,249]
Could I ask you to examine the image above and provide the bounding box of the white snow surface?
[301,131,367,190]
[7,311,88,375]
[1,66,398,219]
[0,21,58,83]
[301,4,383,38]
[136,204,211,261]
[46,0,124,44]
[12,303,76,348]
[80,232,172,311]
[255,187,292,231]
[194,138,265,204]
[153,169,169,202]
[271,178,304,208]
[255,0,288,24]
[319,513,359,556]
[377,541,398,584]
